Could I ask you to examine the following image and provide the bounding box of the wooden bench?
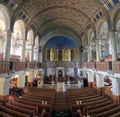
[86,100,112,110]
[0,106,30,117]
[88,103,117,114]
[10,101,37,111]
[16,98,39,106]
[70,96,105,103]
[109,111,120,117]
[23,94,53,101]
[5,103,35,116]
[93,106,120,117]
[0,111,14,117]
[83,98,108,106]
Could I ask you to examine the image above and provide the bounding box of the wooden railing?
[96,62,108,71]
[94,62,112,71]
[86,62,95,69]
[27,62,36,69]
[82,61,114,72]
[0,61,10,73]
[112,61,120,73]
[10,61,27,71]
[10,55,20,61]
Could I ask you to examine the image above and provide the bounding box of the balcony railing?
[94,62,112,71]
[86,62,95,69]
[10,61,27,71]
[0,60,40,74]
[112,61,120,73]
[0,61,10,73]
[27,62,36,69]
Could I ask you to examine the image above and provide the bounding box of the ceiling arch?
[40,26,81,48]
[39,18,83,36]
[22,0,100,18]
[14,0,107,37]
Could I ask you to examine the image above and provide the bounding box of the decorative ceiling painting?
[12,0,109,37]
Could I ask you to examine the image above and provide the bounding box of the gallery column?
[109,31,117,61]
[96,38,100,62]
[27,71,34,87]
[88,72,94,87]
[87,44,91,62]
[0,78,10,101]
[17,74,26,88]
[30,45,34,61]
[96,74,104,95]
[21,39,26,61]
[3,30,12,61]
[110,78,120,103]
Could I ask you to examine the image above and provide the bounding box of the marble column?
[109,31,117,61]
[87,45,91,62]
[34,69,39,78]
[111,78,120,96]
[0,77,10,101]
[27,71,34,87]
[39,51,43,63]
[30,45,34,61]
[96,39,100,62]
[88,72,94,87]
[96,74,104,88]
[3,30,12,61]
[35,50,39,62]
[20,39,26,61]
[110,78,120,103]
[17,74,26,88]
[96,74,104,95]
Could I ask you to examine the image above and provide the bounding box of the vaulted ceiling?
[14,0,108,38]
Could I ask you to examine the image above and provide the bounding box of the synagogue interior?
[0,0,120,117]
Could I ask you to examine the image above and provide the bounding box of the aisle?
[52,92,70,110]
[51,92,72,117]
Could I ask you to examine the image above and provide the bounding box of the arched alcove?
[96,20,109,60]
[26,29,34,61]
[11,19,26,61]
[0,4,10,60]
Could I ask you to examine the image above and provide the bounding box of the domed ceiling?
[13,0,109,38]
